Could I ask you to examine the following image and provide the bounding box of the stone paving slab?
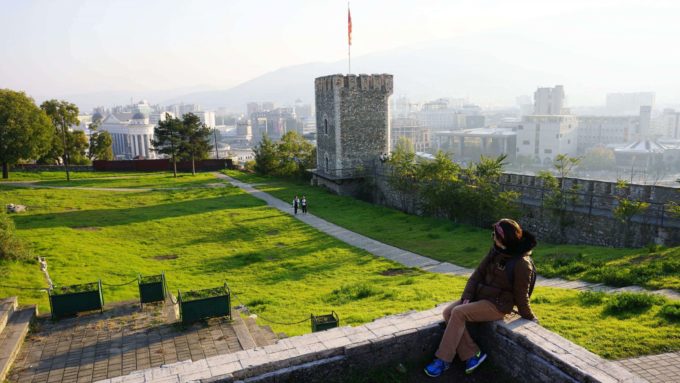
[7,302,244,383]
[614,352,680,383]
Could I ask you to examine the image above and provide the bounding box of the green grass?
[222,170,680,291]
[35,172,223,189]
[0,183,466,337]
[1,170,154,181]
[0,172,678,359]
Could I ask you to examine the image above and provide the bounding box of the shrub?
[659,302,680,322]
[578,291,605,305]
[0,212,32,262]
[531,296,552,304]
[327,283,381,304]
[604,293,665,316]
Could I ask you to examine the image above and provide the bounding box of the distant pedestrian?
[301,196,307,214]
[293,195,300,215]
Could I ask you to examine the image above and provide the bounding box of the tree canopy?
[252,132,315,178]
[179,113,213,175]
[0,89,54,178]
[40,99,81,180]
[152,114,183,177]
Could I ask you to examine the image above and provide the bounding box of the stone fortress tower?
[313,74,393,183]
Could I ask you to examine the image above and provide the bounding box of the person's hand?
[462,299,470,305]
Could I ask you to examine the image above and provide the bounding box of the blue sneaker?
[465,351,487,374]
[424,358,450,377]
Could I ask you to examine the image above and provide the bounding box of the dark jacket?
[461,231,537,320]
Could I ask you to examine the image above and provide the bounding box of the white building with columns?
[100,113,158,159]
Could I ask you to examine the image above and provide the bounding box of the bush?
[0,213,31,262]
[659,302,680,322]
[578,291,605,305]
[327,283,381,304]
[604,293,665,316]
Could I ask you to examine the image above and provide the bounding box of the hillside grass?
[222,170,680,291]
[0,172,677,359]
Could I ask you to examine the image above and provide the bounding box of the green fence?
[178,283,231,324]
[49,280,104,319]
[311,311,339,332]
[138,273,166,307]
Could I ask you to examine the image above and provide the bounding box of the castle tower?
[314,74,393,179]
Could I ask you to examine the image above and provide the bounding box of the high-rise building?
[516,86,577,164]
[605,92,655,115]
[533,85,565,115]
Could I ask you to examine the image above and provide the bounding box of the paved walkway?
[8,302,245,383]
[614,352,680,383]
[218,173,680,383]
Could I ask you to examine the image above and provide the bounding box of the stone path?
[614,352,680,383]
[217,173,680,383]
[7,302,246,383]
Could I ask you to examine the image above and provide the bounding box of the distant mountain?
[163,39,562,112]
[57,85,217,113]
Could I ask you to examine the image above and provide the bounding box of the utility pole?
[213,128,220,159]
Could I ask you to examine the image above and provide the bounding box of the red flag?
[348,6,352,46]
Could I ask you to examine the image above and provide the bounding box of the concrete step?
[0,306,36,382]
[0,297,18,336]
[231,313,257,350]
[243,318,278,347]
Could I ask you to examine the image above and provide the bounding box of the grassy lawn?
[222,170,680,292]
[0,170,153,182]
[0,172,678,359]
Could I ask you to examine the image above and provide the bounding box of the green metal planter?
[311,311,339,332]
[49,280,104,319]
[178,283,231,324]
[138,273,166,307]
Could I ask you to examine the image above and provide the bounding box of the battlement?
[315,74,393,94]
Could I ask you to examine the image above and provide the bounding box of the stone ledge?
[100,304,647,383]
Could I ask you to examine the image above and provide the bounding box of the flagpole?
[348,2,351,74]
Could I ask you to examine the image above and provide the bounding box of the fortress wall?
[111,306,644,383]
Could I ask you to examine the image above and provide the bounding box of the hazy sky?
[2,0,680,105]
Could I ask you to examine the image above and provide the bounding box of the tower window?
[324,118,328,134]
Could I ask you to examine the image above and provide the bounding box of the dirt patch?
[276,242,286,247]
[380,268,416,276]
[153,254,179,261]
[71,226,102,231]
[266,229,279,236]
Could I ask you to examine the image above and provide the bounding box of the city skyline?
[2,0,680,107]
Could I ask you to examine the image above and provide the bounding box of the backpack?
[505,256,537,298]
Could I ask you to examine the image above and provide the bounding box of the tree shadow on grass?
[195,243,360,285]
[12,195,265,230]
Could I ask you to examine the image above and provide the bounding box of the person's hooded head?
[492,218,538,256]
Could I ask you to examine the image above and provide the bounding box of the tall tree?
[87,121,113,161]
[275,131,315,177]
[388,137,418,212]
[0,90,54,179]
[253,135,277,175]
[68,130,90,165]
[152,114,183,177]
[40,99,80,181]
[179,113,213,175]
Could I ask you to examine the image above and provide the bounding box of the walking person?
[301,196,307,214]
[292,195,299,215]
[424,218,538,378]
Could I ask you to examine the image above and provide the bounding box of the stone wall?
[106,306,645,383]
[341,166,680,247]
